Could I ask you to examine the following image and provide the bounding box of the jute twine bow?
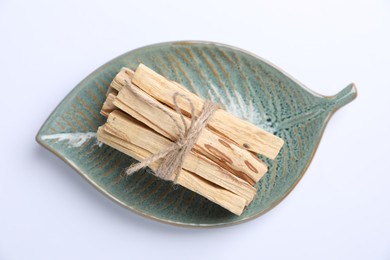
[125,80,219,183]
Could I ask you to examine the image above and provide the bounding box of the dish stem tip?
[330,83,357,111]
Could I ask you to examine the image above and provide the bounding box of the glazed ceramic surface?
[36,41,357,227]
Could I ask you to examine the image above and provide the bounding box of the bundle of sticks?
[97,64,284,215]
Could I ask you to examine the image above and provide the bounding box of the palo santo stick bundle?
[97,64,284,215]
[113,84,267,185]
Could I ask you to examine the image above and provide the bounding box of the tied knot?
[125,82,219,183]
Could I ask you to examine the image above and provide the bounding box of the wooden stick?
[100,93,117,117]
[131,64,284,159]
[110,67,134,92]
[106,86,118,97]
[97,126,247,215]
[103,110,257,204]
[113,84,268,184]
[105,67,134,97]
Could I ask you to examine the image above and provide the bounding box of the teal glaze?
[36,41,357,227]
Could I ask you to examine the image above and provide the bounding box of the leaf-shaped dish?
[36,41,357,227]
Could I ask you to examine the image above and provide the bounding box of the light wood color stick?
[100,93,117,117]
[102,110,257,204]
[113,84,267,184]
[97,125,247,215]
[110,67,134,92]
[130,64,284,159]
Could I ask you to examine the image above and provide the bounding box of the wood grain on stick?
[100,93,117,117]
[110,67,134,92]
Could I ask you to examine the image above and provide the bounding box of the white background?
[1,0,389,259]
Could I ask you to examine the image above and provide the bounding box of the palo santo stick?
[131,64,284,159]
[113,84,267,184]
[105,67,134,97]
[106,87,118,97]
[97,127,246,215]
[104,110,257,204]
[100,93,117,117]
[110,67,134,92]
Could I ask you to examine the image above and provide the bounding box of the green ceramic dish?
[36,41,357,227]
